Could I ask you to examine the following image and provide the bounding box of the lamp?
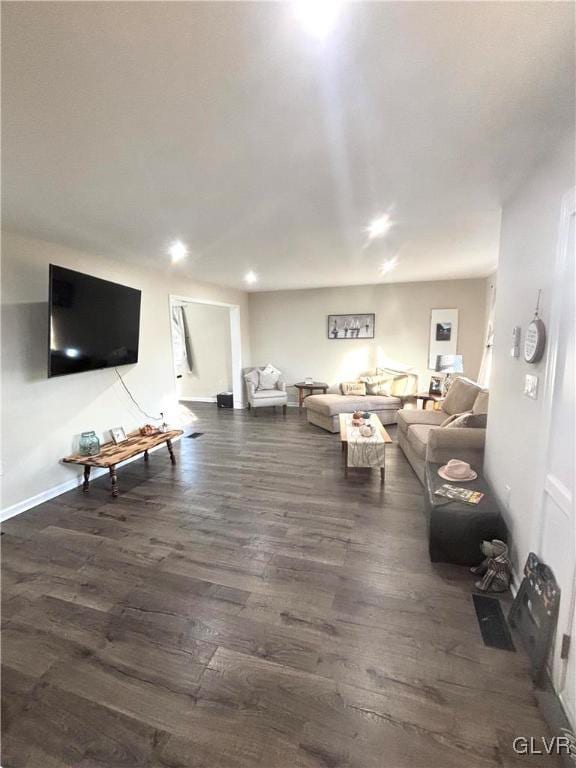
[435,355,464,395]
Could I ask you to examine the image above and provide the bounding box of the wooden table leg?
[298,389,304,411]
[167,439,176,464]
[343,442,348,476]
[109,465,118,498]
[144,449,149,462]
[380,465,385,485]
[83,465,91,492]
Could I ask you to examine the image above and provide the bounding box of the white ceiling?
[2,2,574,291]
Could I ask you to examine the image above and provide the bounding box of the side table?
[294,382,329,411]
[414,392,444,410]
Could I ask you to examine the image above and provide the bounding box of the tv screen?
[48,265,141,377]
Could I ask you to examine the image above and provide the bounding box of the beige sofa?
[305,370,417,433]
[397,377,488,484]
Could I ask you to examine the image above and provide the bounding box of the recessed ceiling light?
[169,240,188,262]
[367,214,392,240]
[244,271,259,285]
[380,256,399,275]
[293,0,343,40]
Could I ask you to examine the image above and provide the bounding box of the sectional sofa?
[304,370,417,433]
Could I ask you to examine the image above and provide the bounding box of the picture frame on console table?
[429,375,443,395]
[110,426,127,444]
[428,309,458,369]
[328,313,375,340]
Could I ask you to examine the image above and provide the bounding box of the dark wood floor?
[1,405,556,767]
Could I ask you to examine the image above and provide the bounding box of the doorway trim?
[531,187,575,721]
[169,294,244,409]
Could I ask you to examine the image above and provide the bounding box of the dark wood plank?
[1,404,560,767]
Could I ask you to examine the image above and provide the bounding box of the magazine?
[434,484,484,505]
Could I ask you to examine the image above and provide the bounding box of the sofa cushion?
[359,373,391,396]
[442,377,482,416]
[258,369,280,390]
[444,412,487,429]
[252,389,284,400]
[440,411,470,427]
[472,390,489,414]
[340,381,367,396]
[244,369,259,389]
[397,408,445,436]
[305,393,400,416]
[407,425,438,460]
[364,395,401,410]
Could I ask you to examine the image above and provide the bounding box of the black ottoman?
[424,462,507,565]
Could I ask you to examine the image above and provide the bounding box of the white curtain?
[171,306,192,374]
[478,282,496,388]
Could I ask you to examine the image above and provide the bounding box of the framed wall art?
[328,314,375,340]
[428,308,458,369]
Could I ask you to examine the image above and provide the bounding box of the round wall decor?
[524,317,546,363]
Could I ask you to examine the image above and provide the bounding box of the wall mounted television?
[48,265,142,377]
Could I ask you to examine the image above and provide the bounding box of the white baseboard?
[178,397,217,403]
[0,435,182,523]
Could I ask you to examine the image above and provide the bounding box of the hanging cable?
[114,368,163,421]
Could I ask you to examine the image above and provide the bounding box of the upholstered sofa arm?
[277,380,286,392]
[245,381,256,398]
[388,371,418,397]
[426,427,486,468]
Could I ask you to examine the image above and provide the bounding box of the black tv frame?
[47,264,142,378]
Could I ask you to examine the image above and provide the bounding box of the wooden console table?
[63,429,183,498]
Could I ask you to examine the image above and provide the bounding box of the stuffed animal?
[471,539,511,593]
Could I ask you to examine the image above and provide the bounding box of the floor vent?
[472,594,516,651]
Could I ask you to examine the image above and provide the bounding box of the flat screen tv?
[48,265,141,377]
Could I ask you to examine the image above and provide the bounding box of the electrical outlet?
[524,374,538,399]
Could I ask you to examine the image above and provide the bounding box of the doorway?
[169,295,244,409]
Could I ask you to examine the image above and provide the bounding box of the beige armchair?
[243,366,288,416]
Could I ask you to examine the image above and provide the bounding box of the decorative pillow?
[244,369,259,389]
[258,369,280,390]
[262,363,282,377]
[444,412,488,429]
[360,373,392,396]
[441,377,481,416]
[340,381,367,396]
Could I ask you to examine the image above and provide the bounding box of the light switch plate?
[524,374,538,399]
[511,326,521,358]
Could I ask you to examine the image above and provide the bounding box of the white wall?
[175,302,232,401]
[248,279,488,402]
[0,232,249,515]
[484,139,574,575]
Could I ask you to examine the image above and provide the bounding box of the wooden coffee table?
[339,413,392,484]
[63,429,183,497]
[294,381,329,410]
